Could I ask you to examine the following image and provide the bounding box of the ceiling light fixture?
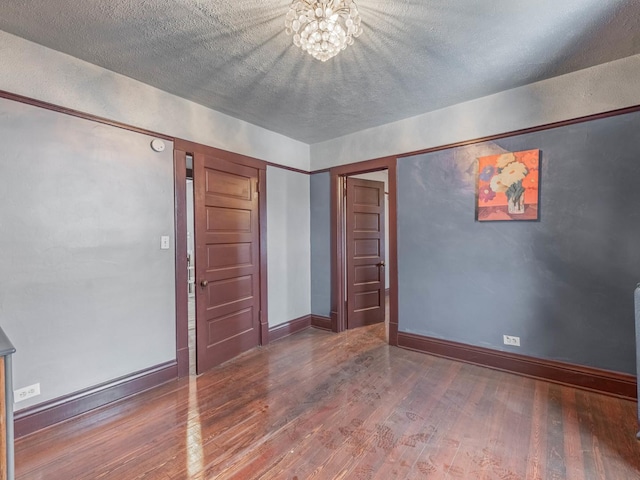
[285,0,363,62]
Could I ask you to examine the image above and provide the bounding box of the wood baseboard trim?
[397,332,636,400]
[311,315,332,331]
[176,347,189,378]
[261,321,270,347]
[389,322,399,347]
[269,315,312,343]
[14,361,178,438]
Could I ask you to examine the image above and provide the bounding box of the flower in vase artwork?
[476,149,540,221]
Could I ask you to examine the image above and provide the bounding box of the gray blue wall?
[398,111,640,374]
[310,172,331,317]
[0,98,177,409]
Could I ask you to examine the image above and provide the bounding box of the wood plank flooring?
[14,324,640,479]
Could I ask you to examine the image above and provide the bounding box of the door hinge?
[256,180,260,193]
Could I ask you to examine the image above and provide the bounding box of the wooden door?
[194,153,261,372]
[346,177,386,329]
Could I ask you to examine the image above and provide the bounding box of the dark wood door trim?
[173,140,269,375]
[173,150,189,377]
[175,139,268,172]
[258,168,269,345]
[330,157,398,345]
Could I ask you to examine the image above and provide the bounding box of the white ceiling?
[1,1,639,144]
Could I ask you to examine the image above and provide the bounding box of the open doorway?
[185,155,196,375]
[329,157,399,345]
[348,171,390,337]
[174,141,269,377]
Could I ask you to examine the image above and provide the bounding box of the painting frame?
[475,149,540,222]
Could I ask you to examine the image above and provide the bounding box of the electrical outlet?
[503,335,520,347]
[14,383,40,402]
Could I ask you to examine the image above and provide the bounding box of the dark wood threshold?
[311,315,332,331]
[268,315,312,343]
[397,332,637,400]
[14,361,178,438]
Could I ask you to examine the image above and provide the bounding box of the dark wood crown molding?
[0,90,174,141]
[0,90,310,174]
[309,104,640,174]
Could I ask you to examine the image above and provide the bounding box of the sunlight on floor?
[186,379,204,476]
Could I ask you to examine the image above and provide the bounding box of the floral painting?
[476,149,540,221]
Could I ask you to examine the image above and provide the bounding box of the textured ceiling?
[1,1,640,144]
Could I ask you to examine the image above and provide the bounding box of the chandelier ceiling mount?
[285,0,363,62]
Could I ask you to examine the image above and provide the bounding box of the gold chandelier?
[285,0,363,62]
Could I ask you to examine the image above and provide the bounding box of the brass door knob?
[377,261,386,267]
[200,280,209,287]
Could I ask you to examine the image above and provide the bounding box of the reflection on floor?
[15,322,640,479]
[188,292,389,375]
[188,296,195,375]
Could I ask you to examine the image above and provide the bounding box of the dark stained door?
[346,177,386,329]
[194,153,261,372]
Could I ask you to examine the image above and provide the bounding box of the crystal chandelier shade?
[285,0,363,62]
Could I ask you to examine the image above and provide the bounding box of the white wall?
[0,30,310,171]
[0,98,176,410]
[267,167,311,327]
[310,54,640,169]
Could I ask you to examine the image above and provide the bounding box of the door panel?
[206,243,252,270]
[354,264,382,285]
[194,153,261,372]
[354,238,380,257]
[346,177,386,329]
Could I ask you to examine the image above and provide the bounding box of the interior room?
[1,1,640,479]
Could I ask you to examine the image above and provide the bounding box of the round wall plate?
[150,138,166,152]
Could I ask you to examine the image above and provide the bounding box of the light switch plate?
[161,236,170,249]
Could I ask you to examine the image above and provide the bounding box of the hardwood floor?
[15,324,640,479]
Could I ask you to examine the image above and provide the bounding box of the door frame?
[329,156,399,345]
[173,139,269,377]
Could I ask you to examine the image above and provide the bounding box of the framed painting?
[476,149,540,221]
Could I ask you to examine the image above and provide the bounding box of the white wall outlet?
[503,335,521,347]
[160,236,170,249]
[14,383,40,402]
